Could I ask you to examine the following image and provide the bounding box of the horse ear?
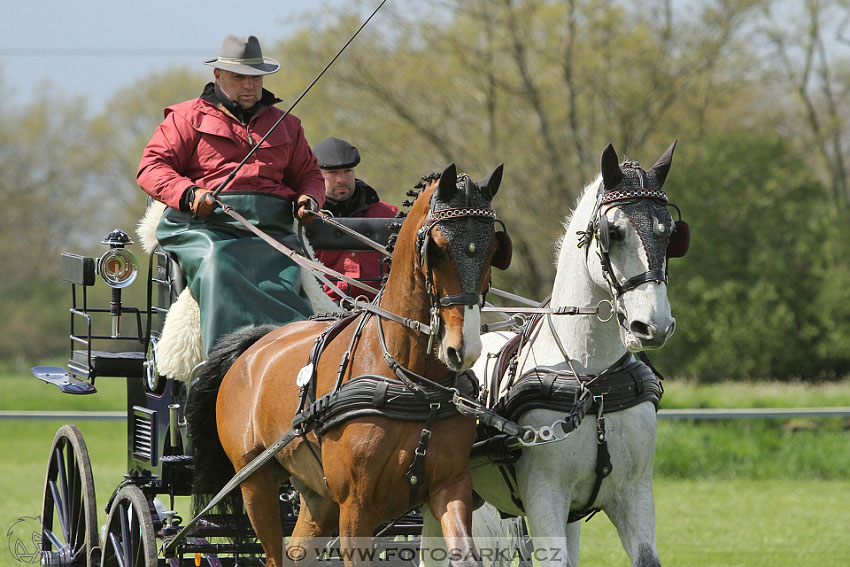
[437,163,458,202]
[650,140,677,187]
[478,163,504,200]
[601,143,623,190]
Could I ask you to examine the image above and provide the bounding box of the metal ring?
[595,299,614,322]
[519,426,537,446]
[538,425,554,441]
[554,419,572,437]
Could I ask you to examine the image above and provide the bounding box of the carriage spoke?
[108,531,129,567]
[47,479,68,544]
[43,528,64,549]
[54,447,72,542]
[69,463,82,550]
[120,503,133,567]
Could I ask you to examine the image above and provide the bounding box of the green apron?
[156,192,314,355]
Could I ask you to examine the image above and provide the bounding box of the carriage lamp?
[98,229,139,337]
[99,229,138,288]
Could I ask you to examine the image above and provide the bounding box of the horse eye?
[608,226,623,241]
[430,247,446,260]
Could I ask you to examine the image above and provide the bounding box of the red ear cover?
[492,231,513,270]
[667,220,690,258]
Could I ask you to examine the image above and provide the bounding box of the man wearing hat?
[137,34,326,355]
[312,137,399,301]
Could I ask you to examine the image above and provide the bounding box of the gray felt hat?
[313,137,361,169]
[204,34,280,76]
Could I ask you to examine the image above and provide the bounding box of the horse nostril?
[630,320,654,340]
[447,347,463,368]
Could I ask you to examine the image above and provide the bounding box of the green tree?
[652,133,850,379]
[0,85,96,364]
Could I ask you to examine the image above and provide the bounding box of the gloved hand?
[295,195,319,224]
[189,188,218,217]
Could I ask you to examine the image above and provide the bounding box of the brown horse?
[187,163,509,567]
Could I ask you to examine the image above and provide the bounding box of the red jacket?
[137,85,325,211]
[315,180,398,301]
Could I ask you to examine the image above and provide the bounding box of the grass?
[2,371,849,565]
[659,378,850,408]
[578,479,850,566]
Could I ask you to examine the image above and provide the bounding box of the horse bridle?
[415,174,509,349]
[581,163,689,330]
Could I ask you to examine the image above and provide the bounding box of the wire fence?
[3,408,850,421]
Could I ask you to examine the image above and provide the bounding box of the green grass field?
[1,372,848,566]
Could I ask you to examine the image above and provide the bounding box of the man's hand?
[296,195,319,224]
[190,188,218,217]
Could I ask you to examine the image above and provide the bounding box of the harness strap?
[619,269,667,294]
[333,312,372,392]
[567,398,613,523]
[405,403,441,508]
[164,428,301,556]
[439,293,483,307]
[498,464,525,514]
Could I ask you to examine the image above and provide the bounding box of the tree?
[652,132,850,379]
[0,83,97,363]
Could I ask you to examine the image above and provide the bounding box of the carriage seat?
[303,216,396,250]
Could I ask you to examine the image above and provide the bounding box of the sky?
[0,0,349,108]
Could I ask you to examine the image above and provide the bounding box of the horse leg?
[523,499,571,567]
[422,502,523,567]
[239,463,285,567]
[604,479,661,567]
[565,521,581,567]
[337,500,383,567]
[427,481,481,567]
[285,483,340,567]
[420,504,449,567]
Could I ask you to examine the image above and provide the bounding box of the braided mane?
[381,170,443,284]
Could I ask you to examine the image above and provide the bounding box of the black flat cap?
[313,137,361,169]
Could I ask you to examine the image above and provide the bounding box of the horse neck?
[524,182,626,375]
[365,196,450,380]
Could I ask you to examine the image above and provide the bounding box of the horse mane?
[553,173,603,262]
[382,171,443,278]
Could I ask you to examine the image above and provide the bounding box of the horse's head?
[392,162,509,371]
[583,141,689,352]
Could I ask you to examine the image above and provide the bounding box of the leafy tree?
[652,132,850,380]
[0,84,96,364]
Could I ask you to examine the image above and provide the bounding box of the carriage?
[30,214,422,567]
[31,146,688,567]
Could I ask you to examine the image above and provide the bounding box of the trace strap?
[163,428,301,557]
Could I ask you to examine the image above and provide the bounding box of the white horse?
[422,141,688,567]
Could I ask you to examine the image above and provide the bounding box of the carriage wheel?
[41,424,99,567]
[100,485,158,567]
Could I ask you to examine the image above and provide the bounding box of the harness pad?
[294,371,479,436]
[496,359,662,422]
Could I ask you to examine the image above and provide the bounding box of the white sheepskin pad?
[155,288,204,381]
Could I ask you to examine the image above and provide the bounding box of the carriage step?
[30,366,96,394]
[160,455,193,465]
[70,350,146,379]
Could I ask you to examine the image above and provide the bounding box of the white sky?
[0,0,348,107]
